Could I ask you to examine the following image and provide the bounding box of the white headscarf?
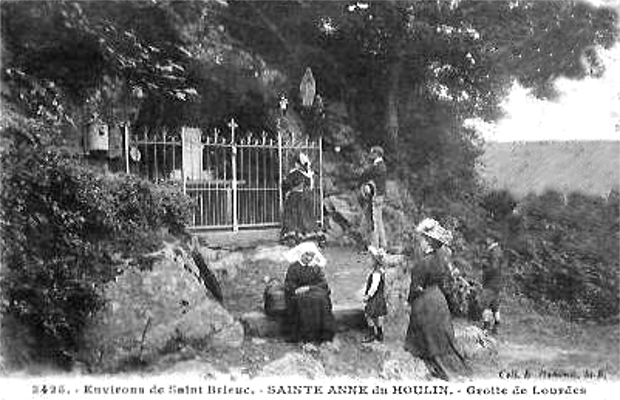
[368,245,387,263]
[284,241,326,268]
[415,218,453,246]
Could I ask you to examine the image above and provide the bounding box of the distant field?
[478,140,620,198]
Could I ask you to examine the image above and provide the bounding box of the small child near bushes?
[481,238,504,334]
[362,246,388,343]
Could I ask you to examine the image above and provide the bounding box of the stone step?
[239,305,366,338]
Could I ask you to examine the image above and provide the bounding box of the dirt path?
[209,245,619,379]
[322,246,369,306]
[477,297,620,379]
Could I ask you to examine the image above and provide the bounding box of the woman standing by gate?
[281,153,324,246]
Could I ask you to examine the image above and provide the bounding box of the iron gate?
[120,120,323,231]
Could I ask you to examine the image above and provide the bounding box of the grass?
[479,141,620,198]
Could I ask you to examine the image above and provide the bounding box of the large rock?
[0,315,37,371]
[324,194,365,246]
[195,246,223,263]
[258,352,326,379]
[209,252,244,281]
[454,321,498,361]
[384,266,411,316]
[323,216,348,244]
[156,359,233,378]
[324,194,361,227]
[240,305,366,338]
[239,312,285,338]
[79,252,243,371]
[381,349,431,380]
[250,245,290,265]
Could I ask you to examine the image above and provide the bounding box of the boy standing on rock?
[359,146,387,249]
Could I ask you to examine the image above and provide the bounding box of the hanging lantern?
[299,67,316,108]
[129,146,142,162]
[279,93,289,114]
[86,119,109,152]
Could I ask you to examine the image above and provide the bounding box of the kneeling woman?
[404,218,469,380]
[284,242,336,343]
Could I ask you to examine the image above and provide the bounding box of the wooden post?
[181,127,187,195]
[278,129,284,219]
[123,123,130,174]
[229,118,239,232]
[319,136,324,228]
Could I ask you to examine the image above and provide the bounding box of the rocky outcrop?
[454,321,498,361]
[239,312,285,338]
[208,251,244,281]
[0,315,37,371]
[324,194,364,246]
[79,250,243,372]
[240,304,366,339]
[380,349,431,380]
[250,245,291,265]
[257,352,326,379]
[323,180,412,250]
[384,265,411,316]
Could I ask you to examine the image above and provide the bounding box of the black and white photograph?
[0,0,618,398]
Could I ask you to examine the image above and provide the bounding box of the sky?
[468,0,620,142]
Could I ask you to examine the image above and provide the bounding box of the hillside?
[478,140,620,198]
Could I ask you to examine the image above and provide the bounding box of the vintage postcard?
[1,0,618,399]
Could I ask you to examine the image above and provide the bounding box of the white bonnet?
[415,218,453,246]
[284,241,326,267]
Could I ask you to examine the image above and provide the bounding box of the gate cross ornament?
[228,118,239,155]
[228,118,238,136]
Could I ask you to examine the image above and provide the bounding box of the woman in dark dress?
[404,218,469,381]
[281,153,323,246]
[284,241,335,343]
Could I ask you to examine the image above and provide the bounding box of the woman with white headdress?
[404,218,469,381]
[280,152,324,246]
[283,241,335,343]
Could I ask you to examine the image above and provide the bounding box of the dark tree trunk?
[385,59,402,144]
[385,58,403,166]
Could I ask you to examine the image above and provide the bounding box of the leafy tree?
[216,0,618,249]
[1,0,276,135]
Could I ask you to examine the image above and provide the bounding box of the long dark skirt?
[404,285,468,379]
[364,294,387,318]
[281,191,322,245]
[288,287,336,343]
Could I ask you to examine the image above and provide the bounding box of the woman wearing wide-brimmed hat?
[280,152,324,246]
[283,241,335,343]
[403,218,469,380]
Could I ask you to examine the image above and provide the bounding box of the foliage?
[396,185,619,323]
[505,190,619,321]
[1,0,283,135]
[0,117,192,368]
[224,0,617,130]
[222,0,617,238]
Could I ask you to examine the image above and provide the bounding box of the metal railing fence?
[117,119,323,231]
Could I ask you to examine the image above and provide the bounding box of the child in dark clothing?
[362,246,388,343]
[481,238,504,334]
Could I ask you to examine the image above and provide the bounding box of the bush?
[507,190,619,321]
[0,121,192,369]
[397,183,619,323]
